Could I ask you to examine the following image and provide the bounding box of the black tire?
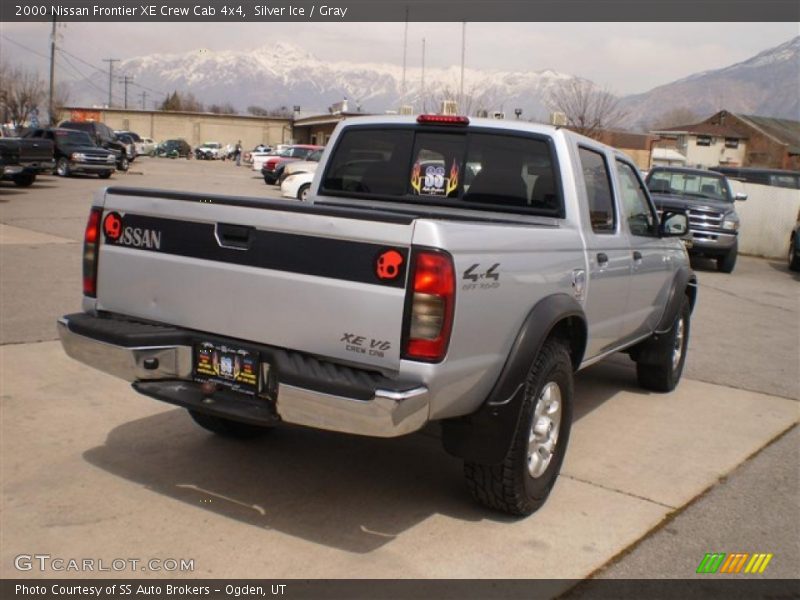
[12,172,36,187]
[118,156,129,171]
[188,410,272,439]
[636,296,691,392]
[97,170,113,179]
[716,243,737,273]
[464,338,574,516]
[297,184,310,201]
[788,235,800,272]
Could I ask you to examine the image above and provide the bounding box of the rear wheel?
[464,338,573,516]
[188,410,272,439]
[636,296,691,392]
[298,184,310,201]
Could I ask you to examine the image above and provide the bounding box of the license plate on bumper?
[194,341,259,395]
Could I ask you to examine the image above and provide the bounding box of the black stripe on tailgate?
[102,213,409,288]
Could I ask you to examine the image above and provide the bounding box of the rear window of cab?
[320,126,563,216]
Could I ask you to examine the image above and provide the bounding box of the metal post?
[460,22,466,112]
[103,59,119,107]
[48,17,56,125]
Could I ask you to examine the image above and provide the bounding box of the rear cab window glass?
[578,147,616,233]
[321,126,561,216]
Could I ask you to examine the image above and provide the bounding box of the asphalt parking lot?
[1,158,798,587]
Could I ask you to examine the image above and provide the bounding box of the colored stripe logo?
[697,552,773,574]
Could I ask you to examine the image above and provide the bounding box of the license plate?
[194,341,259,395]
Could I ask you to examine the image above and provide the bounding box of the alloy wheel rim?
[527,382,562,478]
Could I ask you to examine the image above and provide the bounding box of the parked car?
[26,128,116,178]
[0,129,55,186]
[139,137,157,156]
[280,170,314,201]
[59,121,128,171]
[278,149,323,184]
[115,132,137,161]
[789,210,800,272]
[261,144,323,184]
[250,147,277,170]
[645,166,746,273]
[115,130,148,157]
[155,139,192,159]
[711,166,800,190]
[195,141,223,160]
[58,114,695,516]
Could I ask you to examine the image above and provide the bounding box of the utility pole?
[102,58,119,107]
[460,22,466,113]
[421,37,426,113]
[140,91,148,110]
[118,75,134,109]
[400,7,408,109]
[48,16,56,125]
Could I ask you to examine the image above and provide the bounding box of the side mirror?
[659,211,689,237]
[734,192,748,201]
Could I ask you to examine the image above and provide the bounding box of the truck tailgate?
[94,188,415,371]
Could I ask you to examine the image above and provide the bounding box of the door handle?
[215,223,253,250]
[597,252,609,266]
[633,251,643,261]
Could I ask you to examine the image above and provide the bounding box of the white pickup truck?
[59,115,696,515]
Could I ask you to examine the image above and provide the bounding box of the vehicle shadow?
[766,259,800,281]
[82,360,646,553]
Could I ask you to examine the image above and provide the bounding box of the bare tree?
[208,102,236,115]
[546,79,627,139]
[0,63,46,127]
[52,82,71,123]
[247,105,269,116]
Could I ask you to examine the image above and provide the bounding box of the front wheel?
[97,170,113,179]
[297,184,310,201]
[464,338,574,516]
[118,156,129,171]
[716,243,737,273]
[788,235,800,272]
[636,296,691,392]
[188,410,272,439]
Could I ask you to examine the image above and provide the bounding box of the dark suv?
[645,166,746,273]
[26,128,117,178]
[58,121,129,171]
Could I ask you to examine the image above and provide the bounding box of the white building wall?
[735,183,800,259]
[684,136,747,168]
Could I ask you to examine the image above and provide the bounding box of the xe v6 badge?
[376,249,404,280]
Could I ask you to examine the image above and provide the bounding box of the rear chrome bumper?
[57,317,429,438]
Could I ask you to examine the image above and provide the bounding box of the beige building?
[59,107,293,150]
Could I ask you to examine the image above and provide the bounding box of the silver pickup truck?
[59,115,696,516]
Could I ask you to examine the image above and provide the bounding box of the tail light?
[82,207,102,297]
[403,250,455,362]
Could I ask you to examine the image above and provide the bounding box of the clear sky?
[2,22,797,94]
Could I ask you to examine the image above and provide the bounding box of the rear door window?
[321,126,561,215]
[578,147,616,233]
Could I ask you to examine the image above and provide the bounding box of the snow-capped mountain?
[72,36,799,129]
[78,41,577,118]
[620,36,800,128]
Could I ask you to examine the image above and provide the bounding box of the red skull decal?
[376,249,404,280]
[103,212,123,241]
